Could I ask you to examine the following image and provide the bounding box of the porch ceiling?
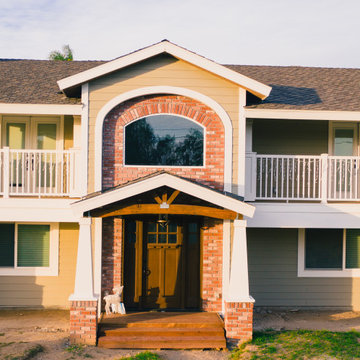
[71,172,255,219]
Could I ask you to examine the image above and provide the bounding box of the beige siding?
[87,54,241,192]
[64,115,74,150]
[252,119,328,155]
[0,223,79,308]
[248,228,360,309]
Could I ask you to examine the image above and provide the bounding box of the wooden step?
[98,335,226,349]
[99,326,225,337]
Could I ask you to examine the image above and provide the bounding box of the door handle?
[143,269,151,276]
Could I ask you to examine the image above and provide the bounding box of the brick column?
[70,300,98,345]
[225,301,254,345]
[69,218,98,345]
[225,220,255,344]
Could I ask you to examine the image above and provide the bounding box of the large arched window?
[125,115,204,166]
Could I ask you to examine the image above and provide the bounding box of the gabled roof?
[1,50,360,111]
[57,40,271,100]
[71,171,255,218]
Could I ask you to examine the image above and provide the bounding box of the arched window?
[125,115,204,166]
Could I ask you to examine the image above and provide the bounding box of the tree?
[48,45,73,61]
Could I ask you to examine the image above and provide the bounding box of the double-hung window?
[0,223,59,276]
[298,228,360,277]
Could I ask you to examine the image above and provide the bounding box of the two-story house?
[1,41,360,347]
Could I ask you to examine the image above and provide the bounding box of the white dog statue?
[103,286,125,315]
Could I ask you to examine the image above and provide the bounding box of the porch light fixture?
[157,214,169,228]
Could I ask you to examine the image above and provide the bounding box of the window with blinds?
[0,223,50,268]
[346,229,360,269]
[17,225,50,267]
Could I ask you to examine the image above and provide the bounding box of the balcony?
[246,153,360,203]
[0,147,80,198]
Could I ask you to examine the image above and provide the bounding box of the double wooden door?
[123,217,200,310]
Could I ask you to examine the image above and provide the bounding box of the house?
[1,40,360,346]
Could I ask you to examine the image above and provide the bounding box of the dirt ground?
[0,308,360,360]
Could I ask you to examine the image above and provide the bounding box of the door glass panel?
[168,234,177,244]
[7,123,26,149]
[37,124,56,150]
[158,234,166,243]
[334,129,354,156]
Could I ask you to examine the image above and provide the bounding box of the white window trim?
[0,222,59,276]
[123,113,206,168]
[298,228,360,278]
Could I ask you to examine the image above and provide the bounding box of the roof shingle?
[1,59,359,111]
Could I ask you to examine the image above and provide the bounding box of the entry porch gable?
[69,172,255,345]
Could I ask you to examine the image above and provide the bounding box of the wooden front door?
[123,217,200,310]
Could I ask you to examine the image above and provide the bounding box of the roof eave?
[57,41,271,100]
[71,173,255,219]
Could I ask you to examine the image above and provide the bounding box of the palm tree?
[48,45,73,61]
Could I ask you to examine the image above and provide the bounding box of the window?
[298,228,360,277]
[124,115,204,166]
[0,223,59,276]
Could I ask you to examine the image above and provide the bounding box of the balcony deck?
[246,153,360,203]
[0,147,80,198]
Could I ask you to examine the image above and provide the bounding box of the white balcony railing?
[0,147,80,198]
[245,153,360,202]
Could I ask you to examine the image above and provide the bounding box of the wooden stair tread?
[98,335,226,349]
[98,312,226,349]
[100,322,223,329]
[100,327,224,336]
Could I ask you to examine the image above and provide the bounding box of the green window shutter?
[0,224,15,267]
[346,229,360,269]
[305,229,343,269]
[17,225,50,267]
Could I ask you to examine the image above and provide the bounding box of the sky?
[0,0,359,68]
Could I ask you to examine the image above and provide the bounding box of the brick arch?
[102,94,225,190]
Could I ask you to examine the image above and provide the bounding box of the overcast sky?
[0,0,359,68]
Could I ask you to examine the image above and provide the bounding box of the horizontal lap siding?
[248,228,360,309]
[88,54,240,193]
[0,223,78,308]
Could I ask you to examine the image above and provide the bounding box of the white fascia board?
[72,173,255,218]
[162,42,271,99]
[247,202,360,228]
[0,198,79,222]
[245,108,360,121]
[57,41,271,100]
[0,103,82,115]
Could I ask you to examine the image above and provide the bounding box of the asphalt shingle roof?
[1,58,359,111]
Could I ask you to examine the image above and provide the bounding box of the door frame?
[123,215,203,311]
[328,121,359,156]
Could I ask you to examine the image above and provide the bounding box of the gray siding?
[248,228,359,309]
[252,119,328,155]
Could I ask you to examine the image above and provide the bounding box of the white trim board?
[0,103,82,115]
[93,86,233,193]
[245,108,360,121]
[58,41,271,100]
[0,198,79,222]
[247,202,360,228]
[72,172,255,218]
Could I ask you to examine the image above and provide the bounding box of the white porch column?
[227,219,254,303]
[69,217,97,301]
